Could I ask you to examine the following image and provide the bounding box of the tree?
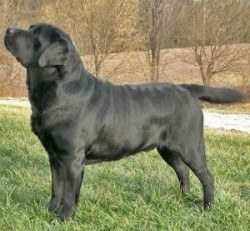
[82,0,139,76]
[177,0,249,87]
[138,0,182,82]
[236,46,250,100]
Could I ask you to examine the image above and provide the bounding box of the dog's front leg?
[34,133,64,214]
[48,156,63,213]
[58,153,85,222]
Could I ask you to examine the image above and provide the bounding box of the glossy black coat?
[4,23,242,221]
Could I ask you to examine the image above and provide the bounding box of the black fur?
[4,24,243,221]
[180,84,243,103]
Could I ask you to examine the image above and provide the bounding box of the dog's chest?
[30,114,45,141]
[27,67,58,113]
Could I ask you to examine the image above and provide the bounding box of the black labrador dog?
[4,24,243,221]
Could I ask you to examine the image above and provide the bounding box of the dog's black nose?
[6,28,15,34]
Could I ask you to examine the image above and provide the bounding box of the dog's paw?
[204,202,213,211]
[48,197,61,213]
[58,205,75,222]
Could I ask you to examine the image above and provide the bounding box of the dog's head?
[4,23,73,68]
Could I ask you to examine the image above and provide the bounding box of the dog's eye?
[33,32,41,42]
[33,30,38,37]
[32,31,41,48]
[34,38,41,49]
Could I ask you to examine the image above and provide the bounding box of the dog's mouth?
[4,36,27,67]
[4,35,17,56]
[4,35,12,52]
[16,57,27,67]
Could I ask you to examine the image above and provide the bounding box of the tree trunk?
[203,76,211,87]
[199,65,212,87]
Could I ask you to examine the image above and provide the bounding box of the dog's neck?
[26,59,95,116]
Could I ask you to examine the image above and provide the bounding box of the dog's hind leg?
[157,147,190,194]
[182,138,214,210]
[74,169,85,206]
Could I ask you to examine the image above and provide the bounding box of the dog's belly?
[84,138,156,165]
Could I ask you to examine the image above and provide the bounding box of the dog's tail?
[180,84,243,104]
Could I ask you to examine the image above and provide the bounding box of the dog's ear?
[38,38,69,67]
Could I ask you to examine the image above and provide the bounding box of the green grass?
[0,105,249,231]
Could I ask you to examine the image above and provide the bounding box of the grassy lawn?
[0,105,249,231]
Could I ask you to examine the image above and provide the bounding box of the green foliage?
[0,106,249,230]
